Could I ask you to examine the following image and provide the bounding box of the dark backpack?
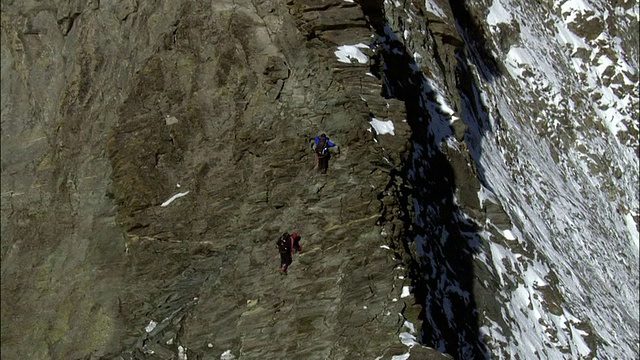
[277,232,290,252]
[316,137,328,157]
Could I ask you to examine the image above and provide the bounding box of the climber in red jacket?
[276,232,302,273]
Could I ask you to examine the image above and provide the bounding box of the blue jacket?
[314,136,336,148]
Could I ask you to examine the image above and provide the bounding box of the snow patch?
[561,0,594,17]
[178,345,187,360]
[478,185,498,206]
[489,242,512,285]
[370,117,395,135]
[554,21,588,50]
[220,350,236,360]
[391,353,410,360]
[487,0,512,26]
[145,320,157,333]
[624,212,639,252]
[400,286,410,298]
[404,319,416,333]
[334,43,369,64]
[501,229,516,240]
[425,0,446,18]
[570,323,592,357]
[399,332,418,347]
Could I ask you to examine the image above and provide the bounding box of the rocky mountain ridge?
[2,0,638,359]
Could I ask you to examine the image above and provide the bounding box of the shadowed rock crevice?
[359,0,493,357]
[447,0,501,81]
[377,35,489,359]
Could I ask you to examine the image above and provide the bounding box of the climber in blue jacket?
[312,133,336,174]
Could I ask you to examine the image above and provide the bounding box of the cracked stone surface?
[1,0,452,359]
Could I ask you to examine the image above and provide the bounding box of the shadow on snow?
[360,0,504,358]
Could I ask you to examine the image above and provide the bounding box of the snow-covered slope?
[372,0,638,358]
[475,2,638,358]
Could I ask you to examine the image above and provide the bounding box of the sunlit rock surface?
[1,0,637,359]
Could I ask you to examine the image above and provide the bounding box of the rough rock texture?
[1,0,452,359]
[4,0,636,359]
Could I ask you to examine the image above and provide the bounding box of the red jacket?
[277,233,302,254]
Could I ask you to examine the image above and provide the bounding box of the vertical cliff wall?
[1,0,446,359]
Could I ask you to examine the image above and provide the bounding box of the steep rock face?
[1,0,448,359]
[2,0,638,359]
